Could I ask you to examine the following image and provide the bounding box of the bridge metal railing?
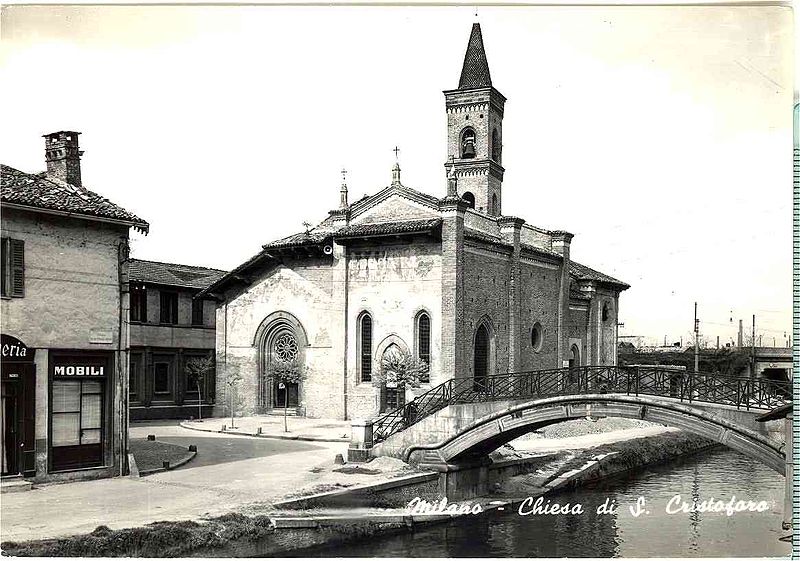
[370,365,791,444]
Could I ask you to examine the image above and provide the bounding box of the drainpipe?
[341,244,349,420]
[117,239,130,477]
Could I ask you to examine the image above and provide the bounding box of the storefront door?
[2,381,19,475]
[1,334,36,478]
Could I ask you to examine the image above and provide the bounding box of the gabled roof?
[459,23,492,90]
[130,259,226,290]
[1,164,149,233]
[348,182,441,222]
[570,261,629,289]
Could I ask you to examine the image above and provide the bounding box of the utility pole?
[694,302,699,374]
[751,314,756,378]
[716,335,719,349]
[738,320,743,349]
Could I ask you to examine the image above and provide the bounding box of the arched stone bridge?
[350,366,790,476]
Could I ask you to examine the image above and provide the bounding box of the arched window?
[602,303,610,322]
[462,192,475,209]
[359,313,373,382]
[491,193,498,215]
[491,128,500,162]
[416,312,431,383]
[474,324,489,391]
[461,128,476,159]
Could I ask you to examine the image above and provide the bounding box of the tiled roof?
[336,218,441,239]
[263,230,331,249]
[1,164,149,232]
[459,23,492,89]
[130,259,226,290]
[570,261,629,289]
[464,228,513,248]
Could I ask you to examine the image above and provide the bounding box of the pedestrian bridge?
[350,366,791,475]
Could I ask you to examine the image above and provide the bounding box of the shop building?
[128,259,225,420]
[1,131,148,482]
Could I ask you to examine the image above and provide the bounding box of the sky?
[0,4,793,348]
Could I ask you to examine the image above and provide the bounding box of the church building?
[200,23,629,420]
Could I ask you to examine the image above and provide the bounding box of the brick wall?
[345,239,443,419]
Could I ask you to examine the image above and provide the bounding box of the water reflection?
[291,447,789,558]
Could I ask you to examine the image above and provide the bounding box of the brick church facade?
[201,23,629,420]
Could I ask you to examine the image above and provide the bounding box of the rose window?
[273,333,299,363]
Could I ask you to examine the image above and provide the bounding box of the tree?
[223,365,243,429]
[185,355,214,421]
[372,347,429,415]
[266,358,305,432]
[374,347,428,397]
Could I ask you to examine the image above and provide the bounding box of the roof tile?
[130,259,226,290]
[1,164,148,232]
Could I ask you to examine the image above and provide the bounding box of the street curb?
[139,449,197,477]
[178,420,350,443]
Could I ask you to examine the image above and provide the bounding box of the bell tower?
[444,23,506,216]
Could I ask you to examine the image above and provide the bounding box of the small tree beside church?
[184,355,214,421]
[266,358,304,432]
[373,348,429,411]
[222,364,244,429]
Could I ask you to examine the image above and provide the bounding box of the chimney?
[44,131,83,187]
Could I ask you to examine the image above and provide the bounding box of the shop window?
[359,312,373,383]
[154,363,171,394]
[52,380,103,448]
[191,298,204,326]
[159,291,178,324]
[130,285,147,323]
[0,237,25,298]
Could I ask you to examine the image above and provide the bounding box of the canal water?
[297,447,789,558]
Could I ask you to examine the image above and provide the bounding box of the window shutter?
[10,239,24,297]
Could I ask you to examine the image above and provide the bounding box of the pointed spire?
[392,162,401,186]
[392,146,401,186]
[340,168,349,209]
[458,23,492,90]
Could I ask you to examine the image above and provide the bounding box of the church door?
[380,344,406,413]
[267,330,300,409]
[566,344,581,388]
[474,325,489,392]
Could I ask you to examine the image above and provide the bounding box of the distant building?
[1,131,148,482]
[128,259,225,420]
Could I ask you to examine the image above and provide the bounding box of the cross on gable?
[302,221,313,234]
[393,146,400,161]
